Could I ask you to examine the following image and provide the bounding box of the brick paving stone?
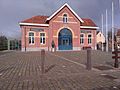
[0,51,119,90]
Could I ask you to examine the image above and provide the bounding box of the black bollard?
[86,49,92,70]
[41,49,45,74]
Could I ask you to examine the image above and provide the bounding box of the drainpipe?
[25,27,26,52]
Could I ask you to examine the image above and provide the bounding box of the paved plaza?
[0,50,120,90]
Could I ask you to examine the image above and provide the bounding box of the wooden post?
[114,36,119,68]
[86,49,92,70]
[114,50,119,68]
[41,49,45,74]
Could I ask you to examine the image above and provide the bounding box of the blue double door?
[58,28,72,50]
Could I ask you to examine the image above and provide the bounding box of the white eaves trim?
[80,26,99,29]
[19,23,49,27]
[47,3,84,23]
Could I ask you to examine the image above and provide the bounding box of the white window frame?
[40,32,46,45]
[63,14,68,23]
[88,34,92,45]
[80,33,84,45]
[29,32,35,45]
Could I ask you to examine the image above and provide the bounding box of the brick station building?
[19,3,99,51]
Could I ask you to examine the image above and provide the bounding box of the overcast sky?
[0,0,120,38]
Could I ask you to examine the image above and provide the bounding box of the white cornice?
[80,26,99,29]
[47,3,84,23]
[19,23,49,27]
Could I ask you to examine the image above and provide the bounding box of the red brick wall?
[21,6,97,51]
[21,26,49,51]
[49,6,81,50]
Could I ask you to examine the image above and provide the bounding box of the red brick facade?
[19,3,99,51]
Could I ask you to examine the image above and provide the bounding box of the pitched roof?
[97,31,100,34]
[81,18,97,27]
[20,15,98,28]
[47,3,84,23]
[21,16,49,24]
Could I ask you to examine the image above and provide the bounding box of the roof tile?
[21,16,49,24]
[21,15,97,27]
[81,18,97,27]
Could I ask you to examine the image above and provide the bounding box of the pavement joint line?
[0,54,7,58]
[0,51,14,58]
[48,52,100,72]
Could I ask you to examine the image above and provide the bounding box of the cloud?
[0,0,120,38]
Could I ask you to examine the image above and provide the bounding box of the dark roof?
[97,31,100,34]
[21,16,49,24]
[117,29,120,36]
[21,15,97,27]
[81,18,97,27]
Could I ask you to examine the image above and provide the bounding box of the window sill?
[88,44,92,45]
[63,22,68,24]
[29,44,35,45]
[40,44,46,46]
[80,44,84,45]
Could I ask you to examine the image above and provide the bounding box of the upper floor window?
[29,32,34,44]
[40,33,45,44]
[88,34,92,44]
[63,14,68,23]
[80,34,84,44]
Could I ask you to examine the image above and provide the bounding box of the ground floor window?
[40,33,45,44]
[29,32,34,44]
[80,34,84,44]
[88,34,92,44]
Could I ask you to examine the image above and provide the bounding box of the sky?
[0,0,120,38]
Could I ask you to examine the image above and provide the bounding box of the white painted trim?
[22,47,48,51]
[47,3,84,23]
[39,32,46,45]
[19,23,49,27]
[80,26,99,29]
[80,33,85,45]
[28,31,35,45]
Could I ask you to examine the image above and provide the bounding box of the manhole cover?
[93,65,113,70]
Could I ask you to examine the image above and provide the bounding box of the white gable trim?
[47,3,84,23]
[19,23,49,26]
[80,26,99,29]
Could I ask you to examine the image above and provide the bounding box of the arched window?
[80,34,84,44]
[29,32,34,44]
[88,34,92,44]
[63,14,68,23]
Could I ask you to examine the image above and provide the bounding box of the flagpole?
[119,0,120,9]
[101,14,104,51]
[112,2,114,51]
[106,9,108,52]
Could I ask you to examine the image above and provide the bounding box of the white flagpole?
[106,9,108,52]
[119,0,120,9]
[101,14,104,51]
[112,2,114,51]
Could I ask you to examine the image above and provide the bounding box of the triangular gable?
[47,3,84,23]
